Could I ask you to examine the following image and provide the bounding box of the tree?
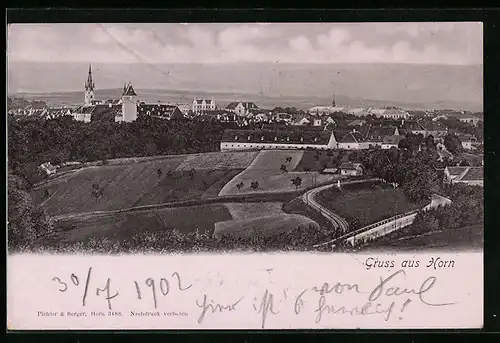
[43,189,50,199]
[157,168,163,178]
[327,150,334,162]
[444,133,463,154]
[291,176,302,190]
[285,156,292,163]
[189,168,196,179]
[91,183,103,204]
[251,181,259,191]
[236,182,244,190]
[8,173,53,250]
[280,164,288,173]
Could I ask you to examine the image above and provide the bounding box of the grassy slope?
[317,184,426,227]
[34,152,258,216]
[41,204,232,245]
[219,150,334,195]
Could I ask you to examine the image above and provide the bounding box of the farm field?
[33,151,259,216]
[214,201,319,237]
[316,183,427,227]
[176,151,258,170]
[41,204,232,245]
[219,150,335,196]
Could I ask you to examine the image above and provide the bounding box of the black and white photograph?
[7,22,484,255]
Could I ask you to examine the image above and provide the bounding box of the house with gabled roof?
[339,162,364,176]
[382,135,405,149]
[138,103,184,120]
[363,125,400,147]
[348,119,367,127]
[226,101,259,116]
[338,130,369,150]
[444,166,483,187]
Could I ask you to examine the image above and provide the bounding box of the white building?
[339,162,364,176]
[220,128,337,151]
[192,97,216,113]
[119,82,138,122]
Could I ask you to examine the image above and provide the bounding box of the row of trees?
[347,147,441,202]
[8,114,226,186]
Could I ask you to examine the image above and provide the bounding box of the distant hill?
[8,62,483,111]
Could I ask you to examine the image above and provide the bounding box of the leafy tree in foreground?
[251,181,259,191]
[291,176,302,190]
[8,173,53,250]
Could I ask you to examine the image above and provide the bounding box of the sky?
[7,22,483,65]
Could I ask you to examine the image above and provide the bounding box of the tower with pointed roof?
[84,64,96,106]
[121,81,138,122]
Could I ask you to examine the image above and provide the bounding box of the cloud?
[7,23,483,65]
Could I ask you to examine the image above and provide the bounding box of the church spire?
[85,63,95,91]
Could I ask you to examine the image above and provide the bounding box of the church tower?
[84,64,96,106]
[121,81,138,122]
[331,95,336,107]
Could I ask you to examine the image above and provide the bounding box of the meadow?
[316,183,427,228]
[219,150,335,196]
[33,151,258,216]
[39,204,232,246]
[214,201,319,238]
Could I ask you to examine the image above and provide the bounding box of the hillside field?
[219,150,335,196]
[213,201,319,237]
[33,151,258,216]
[39,204,232,246]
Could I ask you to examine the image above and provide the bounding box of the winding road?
[301,178,382,233]
[301,183,349,232]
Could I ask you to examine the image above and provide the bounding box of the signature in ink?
[253,289,279,329]
[195,294,244,324]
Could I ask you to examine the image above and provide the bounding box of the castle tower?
[121,81,138,122]
[84,64,96,106]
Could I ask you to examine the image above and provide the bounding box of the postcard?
[7,21,484,330]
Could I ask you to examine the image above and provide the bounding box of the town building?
[220,127,337,151]
[39,162,57,175]
[382,135,405,149]
[337,130,369,150]
[348,119,367,127]
[192,97,216,113]
[443,166,483,187]
[138,103,184,120]
[72,106,94,123]
[84,64,96,106]
[118,82,138,122]
[457,134,478,150]
[458,116,482,126]
[364,125,401,147]
[339,162,364,176]
[226,102,259,116]
[368,107,410,120]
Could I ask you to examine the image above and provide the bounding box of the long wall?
[343,194,452,248]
